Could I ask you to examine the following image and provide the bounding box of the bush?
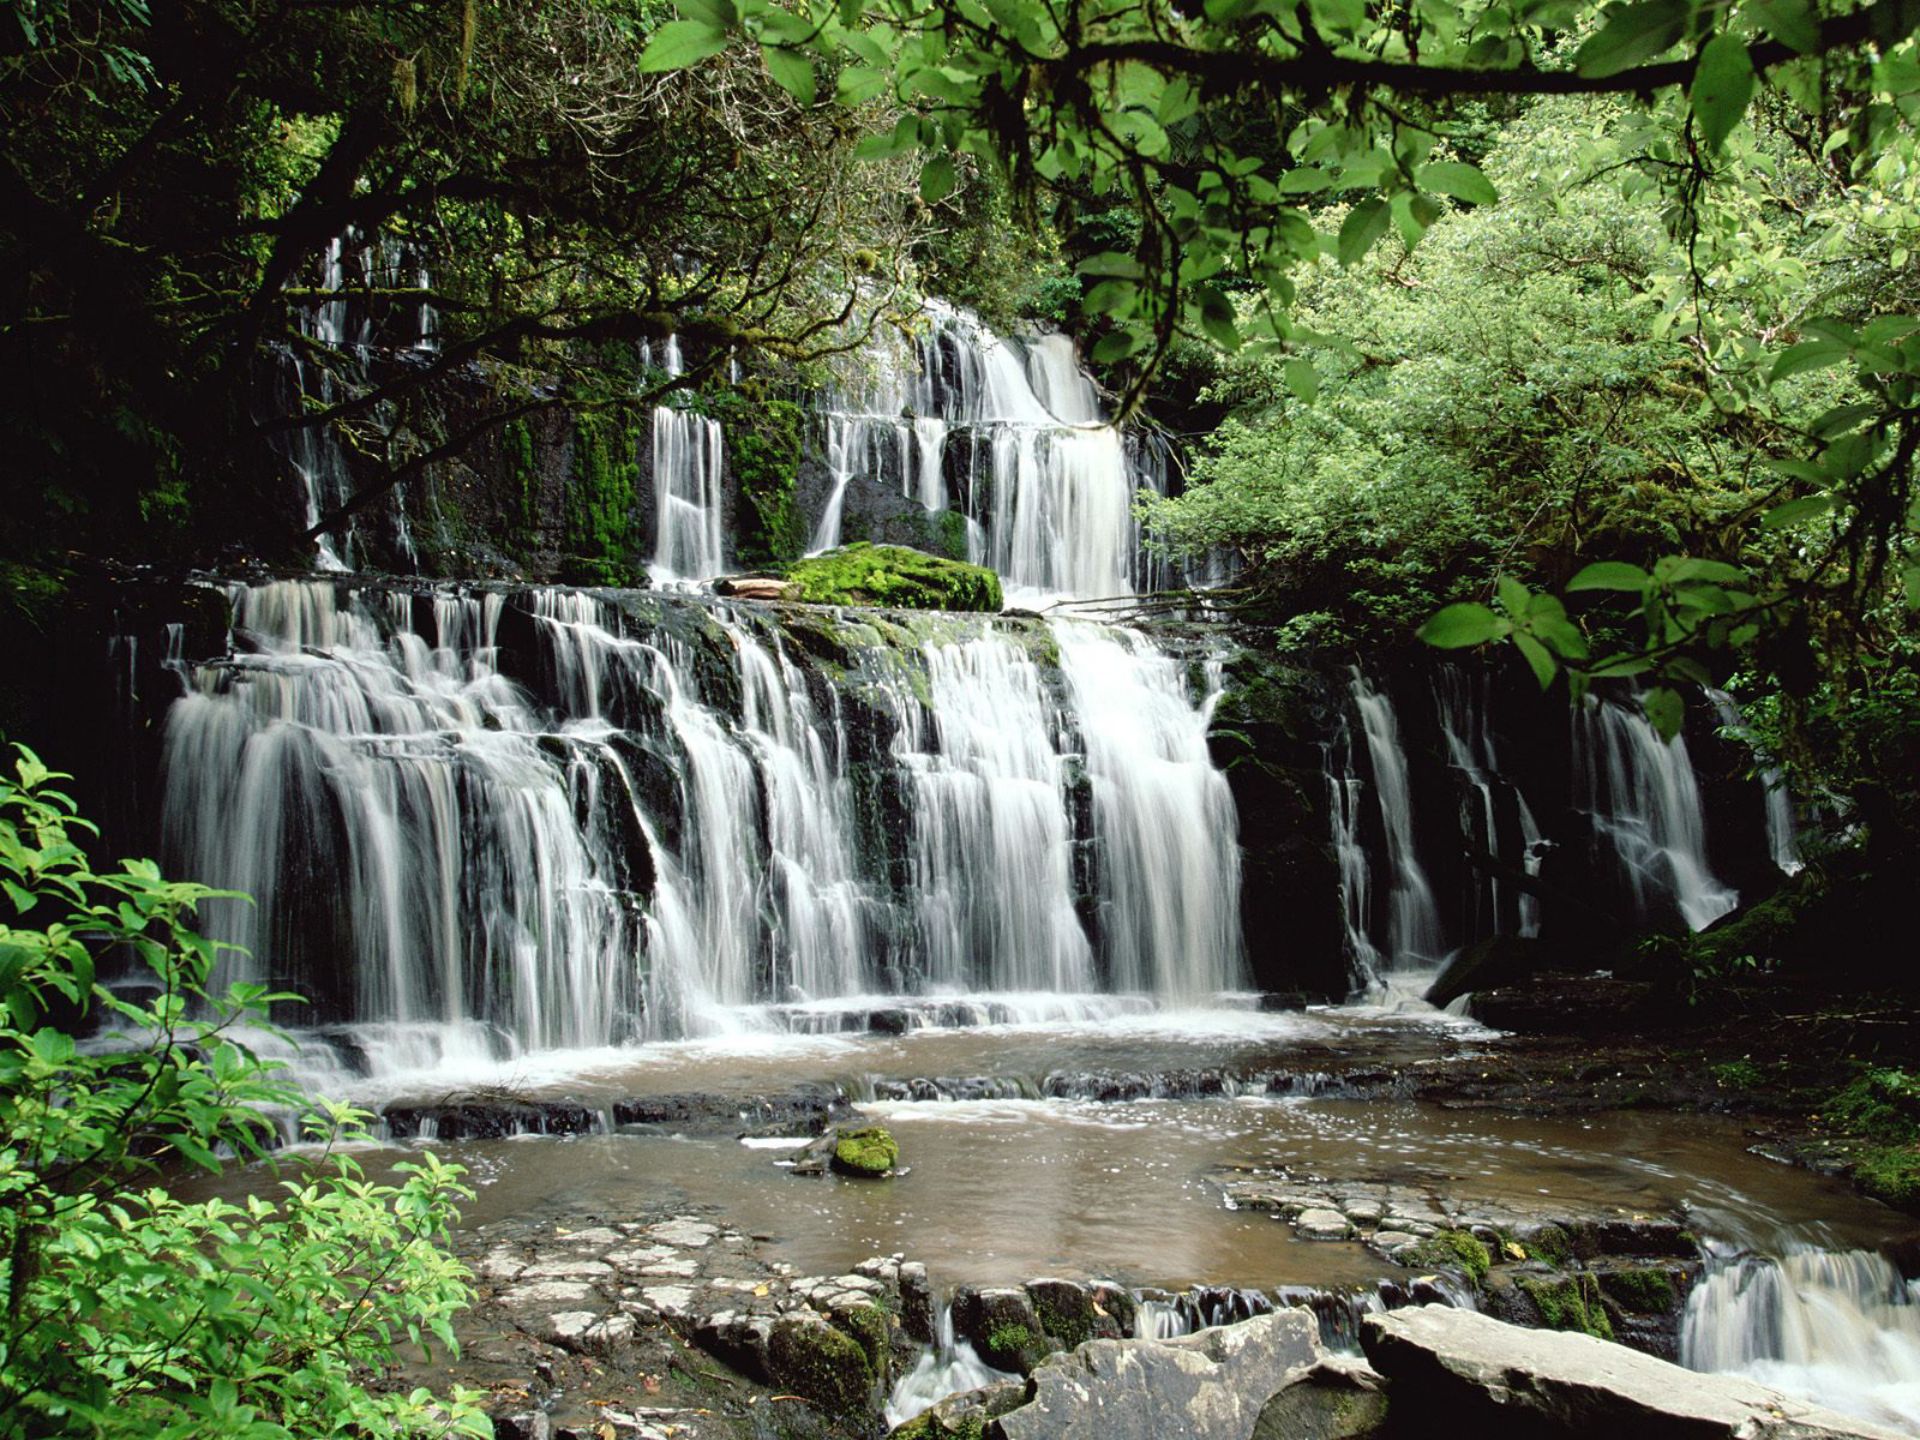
[0,747,487,1439]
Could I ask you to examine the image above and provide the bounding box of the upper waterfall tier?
[808,302,1169,605]
[155,578,1246,1081]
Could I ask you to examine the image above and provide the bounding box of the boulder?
[1251,1357,1391,1439]
[1425,934,1546,1009]
[766,1312,877,1416]
[989,1309,1322,1440]
[783,543,1003,612]
[1360,1304,1907,1439]
[952,1286,1048,1375]
[831,1125,901,1177]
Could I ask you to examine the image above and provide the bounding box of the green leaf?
[1514,632,1557,690]
[1761,495,1833,528]
[836,65,889,105]
[1417,602,1508,648]
[1771,340,1852,382]
[853,119,920,160]
[1284,358,1319,403]
[675,0,738,26]
[639,18,729,71]
[1689,33,1755,151]
[919,154,956,204]
[1812,403,1877,439]
[761,44,816,103]
[1574,0,1690,78]
[1661,557,1746,585]
[1642,686,1684,741]
[1420,161,1498,207]
[1749,0,1820,53]
[1091,330,1143,363]
[1336,198,1390,268]
[1566,561,1652,592]
[1497,574,1531,618]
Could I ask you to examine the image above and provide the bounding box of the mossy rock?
[1517,1272,1616,1341]
[1596,1266,1680,1314]
[1406,1229,1492,1286]
[767,1313,873,1415]
[830,1125,900,1177]
[785,543,1003,612]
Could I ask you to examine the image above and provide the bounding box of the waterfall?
[1326,720,1383,987]
[1432,667,1544,938]
[644,336,728,585]
[1707,689,1804,877]
[152,578,1245,1081]
[1681,1248,1920,1431]
[809,302,1165,603]
[1349,673,1446,969]
[1056,623,1245,999]
[1575,697,1738,931]
[884,1305,1016,1428]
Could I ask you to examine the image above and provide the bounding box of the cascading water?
[1681,1247,1920,1430]
[152,577,1245,1084]
[809,302,1165,603]
[884,1305,1016,1428]
[1707,688,1804,877]
[1575,697,1739,931]
[1349,673,1446,971]
[643,336,728,584]
[1432,667,1544,938]
[1326,719,1383,987]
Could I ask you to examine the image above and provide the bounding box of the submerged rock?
[1360,1304,1906,1439]
[784,542,1003,612]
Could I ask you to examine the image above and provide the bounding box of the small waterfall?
[1350,673,1446,969]
[1575,697,1738,931]
[884,1305,1017,1428]
[644,336,728,584]
[1432,667,1544,938]
[1707,689,1804,877]
[1056,623,1245,999]
[1681,1248,1920,1430]
[809,302,1164,602]
[1326,721,1382,987]
[151,578,1245,1081]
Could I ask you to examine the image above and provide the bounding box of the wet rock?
[643,1218,717,1248]
[991,1309,1322,1440]
[899,1261,936,1344]
[1090,1281,1137,1340]
[767,1311,878,1416]
[1369,1230,1419,1252]
[521,1258,614,1281]
[713,575,797,601]
[695,1311,776,1383]
[1251,1357,1391,1440]
[894,1379,1028,1438]
[543,1310,634,1353]
[500,1280,599,1310]
[1426,934,1547,1009]
[1360,1304,1907,1439]
[1295,1208,1354,1241]
[952,1285,1048,1374]
[490,1411,551,1440]
[1025,1278,1115,1348]
[382,1101,602,1140]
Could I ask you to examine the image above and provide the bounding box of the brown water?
[199,1010,1915,1293]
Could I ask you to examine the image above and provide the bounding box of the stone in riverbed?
[991,1309,1322,1440]
[952,1285,1048,1374]
[899,1261,936,1343]
[1251,1356,1391,1439]
[499,1280,598,1309]
[1295,1208,1354,1240]
[1360,1304,1907,1439]
[830,1124,900,1177]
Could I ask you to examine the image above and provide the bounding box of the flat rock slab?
[992,1309,1321,1440]
[1361,1305,1906,1439]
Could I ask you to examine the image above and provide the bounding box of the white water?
[1350,674,1446,969]
[1707,688,1804,877]
[1683,1247,1920,1430]
[1432,667,1544,938]
[156,579,1244,1083]
[644,336,728,584]
[1576,697,1739,931]
[885,1305,1017,1428]
[809,302,1164,603]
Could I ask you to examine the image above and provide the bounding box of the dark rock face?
[951,1286,1049,1375]
[1360,1304,1904,1440]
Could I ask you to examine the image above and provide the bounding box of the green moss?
[698,390,806,565]
[785,543,1002,612]
[563,408,644,585]
[984,1321,1036,1369]
[1710,1058,1765,1090]
[767,1317,872,1416]
[830,1124,899,1177]
[1597,1267,1678,1314]
[1031,1295,1093,1349]
[502,417,539,535]
[1407,1229,1491,1287]
[1525,1224,1575,1269]
[1852,1143,1920,1206]
[893,1417,987,1440]
[829,1303,892,1378]
[1519,1273,1615,1340]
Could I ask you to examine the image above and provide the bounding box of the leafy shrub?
[0,747,487,1439]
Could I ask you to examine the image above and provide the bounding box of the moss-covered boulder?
[766,1312,875,1415]
[830,1125,900,1177]
[785,543,1002,612]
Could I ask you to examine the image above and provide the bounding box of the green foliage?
[787,544,1003,612]
[698,389,807,566]
[1597,1267,1680,1314]
[1710,1058,1766,1089]
[0,748,484,1438]
[563,409,644,586]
